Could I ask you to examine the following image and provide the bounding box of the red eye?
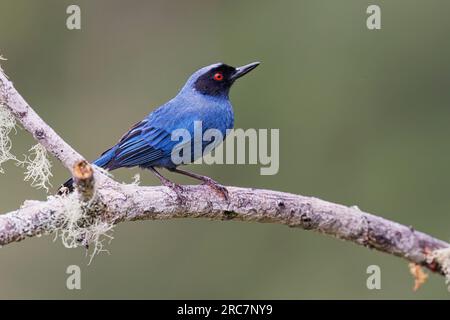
[213,72,224,81]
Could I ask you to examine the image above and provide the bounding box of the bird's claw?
[202,178,229,201]
[163,181,186,204]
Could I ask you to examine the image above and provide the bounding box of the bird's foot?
[201,177,229,201]
[162,181,186,204]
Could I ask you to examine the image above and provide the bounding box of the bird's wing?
[102,119,176,168]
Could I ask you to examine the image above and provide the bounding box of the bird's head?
[181,62,260,98]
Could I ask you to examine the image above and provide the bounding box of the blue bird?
[60,61,260,199]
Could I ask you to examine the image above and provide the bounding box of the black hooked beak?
[231,61,260,80]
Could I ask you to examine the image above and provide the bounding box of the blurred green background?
[1,0,450,299]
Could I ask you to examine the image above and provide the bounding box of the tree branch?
[0,68,84,172]
[1,181,449,273]
[1,61,449,282]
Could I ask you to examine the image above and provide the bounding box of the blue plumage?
[60,62,259,199]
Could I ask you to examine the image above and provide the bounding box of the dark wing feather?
[107,120,173,168]
[100,119,147,157]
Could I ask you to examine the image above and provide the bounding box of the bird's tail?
[57,147,116,195]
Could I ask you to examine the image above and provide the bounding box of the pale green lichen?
[0,105,19,173]
[1,57,53,191]
[0,57,19,173]
[23,144,53,192]
[84,220,114,265]
[54,193,114,264]
[131,173,141,185]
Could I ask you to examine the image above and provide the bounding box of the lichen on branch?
[23,143,53,191]
[55,192,114,264]
[0,104,19,172]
